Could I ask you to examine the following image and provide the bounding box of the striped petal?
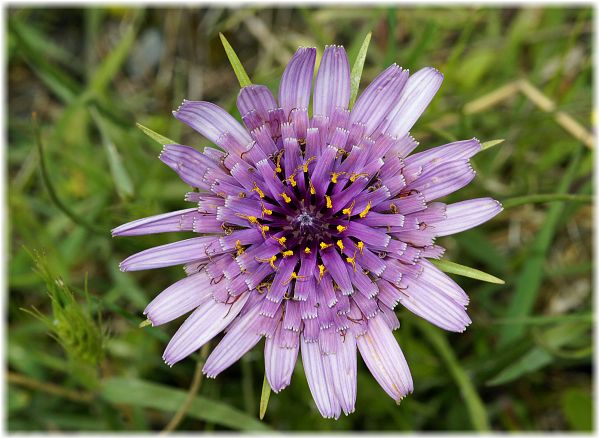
[265,322,299,393]
[301,338,341,419]
[431,197,503,236]
[112,208,198,236]
[357,313,413,402]
[163,292,249,366]
[313,45,350,118]
[144,271,213,326]
[278,47,316,117]
[237,85,277,123]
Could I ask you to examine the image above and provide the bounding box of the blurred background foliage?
[7,5,593,432]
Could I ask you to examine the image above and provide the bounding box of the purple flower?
[113,45,502,419]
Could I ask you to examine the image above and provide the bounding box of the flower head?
[113,45,502,419]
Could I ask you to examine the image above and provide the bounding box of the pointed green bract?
[139,319,152,328]
[481,138,505,150]
[136,122,175,146]
[349,32,372,108]
[430,259,505,284]
[259,373,271,420]
[219,33,252,88]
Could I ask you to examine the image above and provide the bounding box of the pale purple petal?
[265,322,299,392]
[237,85,277,123]
[431,197,503,236]
[313,45,350,117]
[163,293,250,366]
[144,271,213,326]
[112,208,198,236]
[357,313,413,402]
[278,47,316,117]
[301,338,341,419]
[384,67,444,139]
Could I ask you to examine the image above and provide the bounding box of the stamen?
[252,182,265,198]
[274,149,284,174]
[256,282,271,294]
[236,214,259,225]
[350,172,369,182]
[304,247,311,254]
[330,171,346,184]
[221,223,233,235]
[283,271,307,285]
[358,201,372,218]
[309,180,316,195]
[286,174,297,187]
[255,254,278,270]
[282,250,294,258]
[325,195,332,208]
[239,192,246,198]
[390,203,398,213]
[235,240,245,256]
[336,240,344,251]
[320,242,332,250]
[303,156,316,173]
[318,264,326,280]
[273,236,287,247]
[261,202,272,217]
[336,225,347,233]
[342,200,355,217]
[357,241,364,254]
[346,251,357,272]
[281,192,292,203]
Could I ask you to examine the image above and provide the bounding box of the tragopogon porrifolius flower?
[113,45,502,419]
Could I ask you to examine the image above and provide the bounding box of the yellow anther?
[320,242,332,250]
[283,271,307,285]
[282,250,294,258]
[286,174,297,187]
[261,202,272,217]
[274,149,284,174]
[235,240,245,256]
[357,241,365,254]
[304,247,311,254]
[318,264,326,280]
[260,225,270,238]
[336,225,347,233]
[359,201,372,218]
[309,180,316,195]
[252,182,265,198]
[330,172,346,184]
[303,156,316,173]
[274,236,287,247]
[236,214,259,225]
[325,195,332,209]
[350,172,369,182]
[336,240,344,251]
[390,203,398,213]
[342,200,356,217]
[254,254,278,270]
[257,282,271,294]
[346,251,357,272]
[281,192,292,203]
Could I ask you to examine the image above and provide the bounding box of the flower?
[113,45,502,419]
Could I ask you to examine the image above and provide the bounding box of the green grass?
[7,6,592,432]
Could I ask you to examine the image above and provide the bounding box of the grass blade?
[219,32,252,88]
[418,322,490,431]
[430,259,505,284]
[349,31,372,108]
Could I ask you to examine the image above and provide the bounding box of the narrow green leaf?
[502,193,592,209]
[561,389,593,431]
[101,377,269,431]
[486,347,552,386]
[481,138,505,150]
[259,373,271,420]
[349,32,372,108]
[430,259,505,284]
[219,33,252,88]
[136,122,175,146]
[418,322,490,431]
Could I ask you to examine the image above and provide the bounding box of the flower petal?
[384,67,444,139]
[404,159,476,202]
[203,303,264,377]
[301,338,341,419]
[237,85,277,124]
[163,293,250,366]
[112,208,199,236]
[357,313,413,402]
[278,47,316,117]
[119,237,224,271]
[144,271,213,326]
[324,335,357,415]
[313,45,350,118]
[431,197,503,236]
[173,101,251,155]
[265,322,299,393]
